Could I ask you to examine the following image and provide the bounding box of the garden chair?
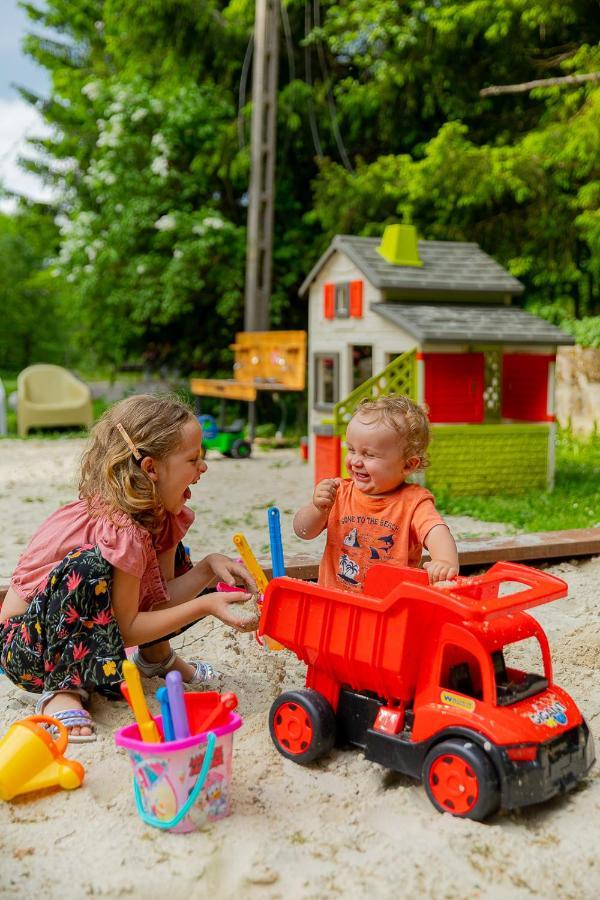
[17,364,93,437]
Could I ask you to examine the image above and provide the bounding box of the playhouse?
[300,225,574,495]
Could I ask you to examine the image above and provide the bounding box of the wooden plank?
[263,527,600,581]
[2,529,598,604]
[453,527,600,567]
[190,379,257,401]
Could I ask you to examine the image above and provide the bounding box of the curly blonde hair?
[79,393,196,533]
[353,395,431,470]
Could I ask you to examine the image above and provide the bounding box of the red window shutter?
[502,354,552,421]
[349,280,363,318]
[323,283,335,319]
[424,353,485,423]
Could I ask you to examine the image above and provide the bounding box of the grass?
[436,429,600,532]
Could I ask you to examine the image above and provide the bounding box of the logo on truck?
[528,700,568,728]
[440,691,476,712]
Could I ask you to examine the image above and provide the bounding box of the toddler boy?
[294,396,458,590]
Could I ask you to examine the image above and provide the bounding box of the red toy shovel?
[195,692,238,735]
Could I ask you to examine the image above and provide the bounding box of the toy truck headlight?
[505,744,538,763]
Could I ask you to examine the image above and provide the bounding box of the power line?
[280,0,296,83]
[304,0,323,158]
[237,32,254,149]
[312,0,353,172]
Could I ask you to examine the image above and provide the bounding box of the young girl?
[0,394,257,742]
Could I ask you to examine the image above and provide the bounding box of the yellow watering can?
[0,715,85,801]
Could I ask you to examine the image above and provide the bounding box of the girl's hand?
[203,553,258,594]
[205,590,258,632]
[313,478,340,511]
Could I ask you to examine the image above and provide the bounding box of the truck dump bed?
[258,562,567,704]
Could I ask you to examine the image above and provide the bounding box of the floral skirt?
[0,543,195,697]
[0,546,124,697]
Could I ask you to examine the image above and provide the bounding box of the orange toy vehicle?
[259,562,595,821]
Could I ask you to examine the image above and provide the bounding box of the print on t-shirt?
[338,553,360,585]
[337,523,397,588]
[343,527,360,548]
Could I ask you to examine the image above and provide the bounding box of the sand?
[0,440,599,899]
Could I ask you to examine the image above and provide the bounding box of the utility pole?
[244,0,279,332]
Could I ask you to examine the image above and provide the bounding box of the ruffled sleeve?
[155,506,195,553]
[95,516,149,579]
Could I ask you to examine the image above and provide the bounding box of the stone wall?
[555,346,600,435]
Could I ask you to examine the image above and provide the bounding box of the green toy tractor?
[198,414,252,459]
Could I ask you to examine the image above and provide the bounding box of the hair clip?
[116,422,142,461]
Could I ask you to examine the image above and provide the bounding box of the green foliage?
[437,429,600,530]
[561,316,600,348]
[0,205,69,370]
[5,0,600,376]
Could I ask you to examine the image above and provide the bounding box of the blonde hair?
[79,393,196,533]
[353,395,430,470]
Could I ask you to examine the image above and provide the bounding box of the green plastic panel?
[333,349,417,436]
[427,424,550,496]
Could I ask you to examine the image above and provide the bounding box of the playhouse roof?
[299,235,525,297]
[372,303,575,345]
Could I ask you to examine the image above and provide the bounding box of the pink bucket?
[115,693,242,833]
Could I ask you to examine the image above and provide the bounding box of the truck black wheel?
[269,689,336,765]
[230,439,252,459]
[423,739,500,821]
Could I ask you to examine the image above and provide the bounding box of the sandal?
[131,649,220,685]
[35,690,97,744]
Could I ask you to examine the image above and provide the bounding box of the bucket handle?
[133,731,217,830]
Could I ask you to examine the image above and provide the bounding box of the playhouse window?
[352,345,373,390]
[424,352,485,423]
[323,281,363,320]
[335,283,350,318]
[314,353,340,410]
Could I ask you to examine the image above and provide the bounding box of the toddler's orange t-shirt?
[318,479,446,591]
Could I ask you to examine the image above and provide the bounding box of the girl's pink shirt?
[10,497,195,611]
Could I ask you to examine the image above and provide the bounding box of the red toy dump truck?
[259,561,594,821]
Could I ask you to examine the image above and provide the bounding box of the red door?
[502,354,552,421]
[424,353,485,423]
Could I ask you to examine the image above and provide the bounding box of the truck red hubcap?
[273,702,313,754]
[428,754,479,814]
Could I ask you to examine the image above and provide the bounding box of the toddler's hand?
[206,590,259,633]
[424,560,459,585]
[313,478,340,512]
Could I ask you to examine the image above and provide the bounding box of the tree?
[0,204,67,370]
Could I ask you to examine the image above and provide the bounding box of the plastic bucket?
[114,693,242,833]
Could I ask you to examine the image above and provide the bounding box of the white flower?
[82,81,101,101]
[154,214,176,231]
[131,108,147,123]
[204,216,224,230]
[151,157,169,177]
[137,264,146,274]
[173,248,183,259]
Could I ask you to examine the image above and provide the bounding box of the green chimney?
[377,224,423,267]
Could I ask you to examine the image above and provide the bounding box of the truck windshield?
[492,638,548,706]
